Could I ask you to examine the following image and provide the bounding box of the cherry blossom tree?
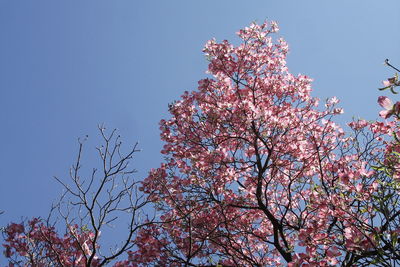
[135,23,400,266]
[2,126,153,266]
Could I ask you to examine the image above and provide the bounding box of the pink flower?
[348,119,368,130]
[378,96,393,110]
[382,75,398,87]
[378,96,394,118]
[382,77,397,87]
[383,80,392,87]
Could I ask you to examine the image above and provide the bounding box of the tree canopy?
[2,21,400,266]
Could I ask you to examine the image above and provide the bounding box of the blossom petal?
[378,96,393,110]
[379,110,393,119]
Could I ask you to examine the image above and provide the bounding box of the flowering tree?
[2,126,153,266]
[135,23,400,266]
[3,22,400,266]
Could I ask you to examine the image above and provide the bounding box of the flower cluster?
[3,22,400,266]
[137,22,399,266]
[3,218,100,266]
[2,218,136,266]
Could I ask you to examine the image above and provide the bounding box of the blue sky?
[0,0,399,261]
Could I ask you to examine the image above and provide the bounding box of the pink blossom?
[137,20,384,266]
[378,96,393,110]
[383,80,393,87]
[378,96,397,118]
[5,20,399,266]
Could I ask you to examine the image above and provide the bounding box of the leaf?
[378,86,391,91]
[371,165,385,171]
[390,86,399,94]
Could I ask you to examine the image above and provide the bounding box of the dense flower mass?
[3,218,101,266]
[137,22,400,266]
[2,22,400,266]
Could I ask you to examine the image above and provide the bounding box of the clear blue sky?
[0,0,399,261]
